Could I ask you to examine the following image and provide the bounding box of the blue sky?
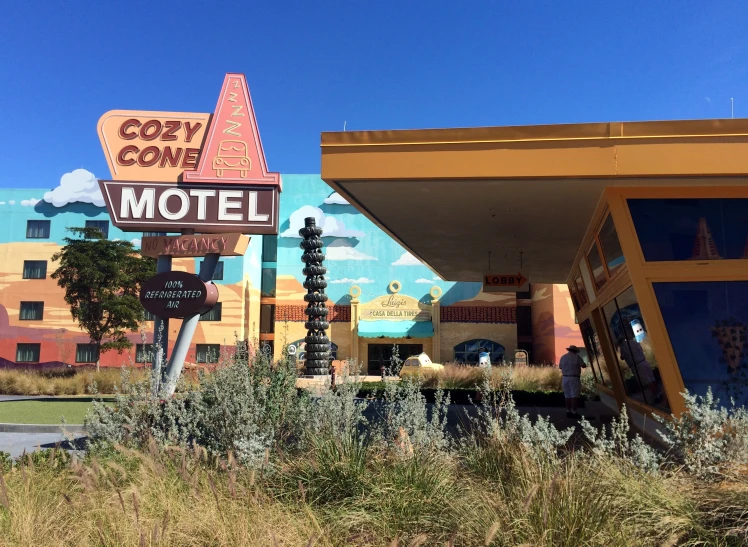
[1,1,747,188]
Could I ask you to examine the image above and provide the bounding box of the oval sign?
[140,271,219,319]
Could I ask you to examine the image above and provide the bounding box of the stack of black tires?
[299,217,331,375]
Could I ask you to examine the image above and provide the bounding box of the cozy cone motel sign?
[98,73,280,235]
[96,74,280,390]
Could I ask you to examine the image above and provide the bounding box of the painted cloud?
[392,251,423,266]
[130,238,142,247]
[330,277,374,284]
[281,205,364,238]
[323,192,350,205]
[325,239,377,261]
[415,278,433,284]
[21,198,40,207]
[44,168,105,208]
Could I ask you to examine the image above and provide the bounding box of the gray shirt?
[559,351,584,377]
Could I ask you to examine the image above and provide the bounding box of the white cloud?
[0,202,5,205]
[280,205,364,238]
[323,192,350,205]
[21,198,40,207]
[8,200,15,205]
[130,238,141,247]
[325,239,377,261]
[330,277,374,284]
[249,253,260,268]
[392,251,423,266]
[415,278,433,284]
[112,238,120,242]
[44,168,105,208]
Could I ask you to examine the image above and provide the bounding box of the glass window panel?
[196,344,220,364]
[23,260,47,279]
[16,343,40,363]
[19,302,44,320]
[261,268,276,297]
[136,344,154,363]
[200,302,222,321]
[626,198,748,261]
[143,310,156,321]
[26,220,50,239]
[85,220,109,238]
[76,344,99,363]
[574,273,589,308]
[143,232,166,237]
[653,280,748,408]
[578,259,596,303]
[603,287,670,411]
[260,304,275,334]
[262,235,278,263]
[201,260,224,280]
[586,243,607,291]
[579,318,613,389]
[598,215,625,276]
[453,339,505,364]
[568,282,581,311]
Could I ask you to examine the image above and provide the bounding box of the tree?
[52,227,156,370]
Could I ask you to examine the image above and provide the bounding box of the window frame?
[19,301,44,321]
[85,220,110,239]
[22,260,47,279]
[196,344,221,364]
[199,302,223,322]
[16,343,41,363]
[75,343,99,364]
[584,212,627,295]
[135,343,155,364]
[26,220,51,239]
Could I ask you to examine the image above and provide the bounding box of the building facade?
[0,172,581,370]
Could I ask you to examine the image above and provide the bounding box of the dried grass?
[421,364,563,392]
[0,368,146,396]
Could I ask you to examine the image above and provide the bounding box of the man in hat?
[559,345,587,419]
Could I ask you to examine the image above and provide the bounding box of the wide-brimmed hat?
[566,345,581,352]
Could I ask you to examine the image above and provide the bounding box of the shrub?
[655,388,748,481]
[581,405,662,475]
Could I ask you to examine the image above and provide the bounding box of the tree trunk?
[95,341,101,372]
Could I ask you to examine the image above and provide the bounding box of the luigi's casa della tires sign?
[97,73,281,235]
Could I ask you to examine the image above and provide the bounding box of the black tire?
[303,277,328,290]
[305,333,330,344]
[304,293,328,303]
[305,306,329,317]
[305,359,330,368]
[305,351,330,361]
[301,252,325,264]
[305,343,329,352]
[299,226,323,238]
[305,367,329,375]
[305,320,330,330]
[303,265,327,276]
[300,239,323,250]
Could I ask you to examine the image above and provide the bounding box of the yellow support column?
[430,286,443,362]
[349,285,361,367]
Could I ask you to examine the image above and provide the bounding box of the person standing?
[559,345,587,419]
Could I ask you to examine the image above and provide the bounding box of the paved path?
[0,432,86,459]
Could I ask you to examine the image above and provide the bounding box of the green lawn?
[0,400,113,424]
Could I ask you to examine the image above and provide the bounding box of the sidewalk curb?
[0,423,85,433]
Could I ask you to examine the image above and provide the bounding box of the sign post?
[97,73,281,396]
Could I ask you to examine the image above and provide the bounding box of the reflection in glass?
[654,281,748,408]
[603,287,670,411]
[628,198,748,261]
[574,273,589,307]
[597,215,625,276]
[586,243,606,291]
[579,318,613,389]
[569,282,581,311]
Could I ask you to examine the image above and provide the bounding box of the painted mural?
[0,169,582,369]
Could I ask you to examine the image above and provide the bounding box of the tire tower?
[300,217,331,375]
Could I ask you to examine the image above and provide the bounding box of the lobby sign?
[360,294,431,322]
[97,73,281,233]
[482,271,529,293]
[140,271,219,319]
[141,232,250,258]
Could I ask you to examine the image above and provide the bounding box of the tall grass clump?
[0,367,139,396]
